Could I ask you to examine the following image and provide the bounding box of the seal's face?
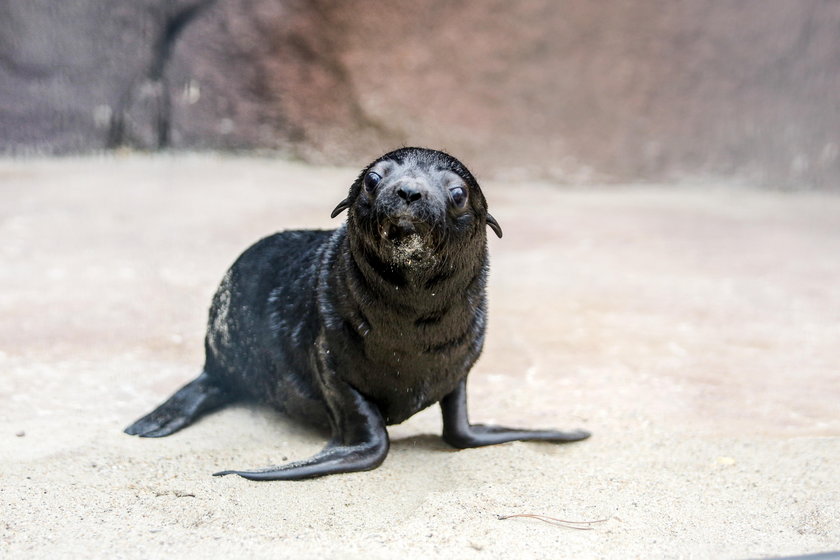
[331,148,502,267]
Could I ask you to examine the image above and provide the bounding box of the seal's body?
[126,148,588,480]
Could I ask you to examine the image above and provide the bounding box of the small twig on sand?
[497,513,608,530]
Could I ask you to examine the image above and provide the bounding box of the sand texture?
[1,156,838,559]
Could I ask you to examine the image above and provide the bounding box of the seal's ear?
[486,214,503,238]
[330,197,351,219]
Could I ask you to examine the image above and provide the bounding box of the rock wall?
[2,0,838,188]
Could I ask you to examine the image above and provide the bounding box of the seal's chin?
[378,217,437,267]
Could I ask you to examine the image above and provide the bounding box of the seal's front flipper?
[213,436,388,481]
[124,371,231,438]
[213,376,389,481]
[440,379,590,448]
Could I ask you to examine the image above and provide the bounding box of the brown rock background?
[2,0,839,188]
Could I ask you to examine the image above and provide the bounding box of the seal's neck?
[344,229,487,311]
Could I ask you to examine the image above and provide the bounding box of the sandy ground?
[1,154,838,559]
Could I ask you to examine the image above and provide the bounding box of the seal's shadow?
[213,406,452,453]
[388,434,453,453]
[262,408,454,452]
[206,405,330,443]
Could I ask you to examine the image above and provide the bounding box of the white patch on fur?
[391,234,437,268]
[208,270,233,354]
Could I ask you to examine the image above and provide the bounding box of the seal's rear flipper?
[213,376,389,481]
[440,379,590,448]
[124,371,231,438]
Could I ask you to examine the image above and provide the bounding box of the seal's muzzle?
[379,216,431,242]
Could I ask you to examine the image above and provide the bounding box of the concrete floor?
[1,155,838,559]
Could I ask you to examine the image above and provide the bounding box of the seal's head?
[331,148,502,267]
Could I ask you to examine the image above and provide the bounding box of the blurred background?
[3,3,840,557]
[2,0,838,189]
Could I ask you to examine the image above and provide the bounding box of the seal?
[125,147,589,480]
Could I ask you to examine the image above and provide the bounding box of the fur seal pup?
[125,147,589,480]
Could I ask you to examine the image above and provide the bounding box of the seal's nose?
[396,184,423,204]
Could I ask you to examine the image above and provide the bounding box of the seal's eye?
[364,172,382,192]
[449,186,468,208]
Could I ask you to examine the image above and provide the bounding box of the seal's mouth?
[379,217,431,243]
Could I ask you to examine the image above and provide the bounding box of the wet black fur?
[125,147,588,480]
[205,148,491,425]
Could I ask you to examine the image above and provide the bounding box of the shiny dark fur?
[125,148,589,480]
